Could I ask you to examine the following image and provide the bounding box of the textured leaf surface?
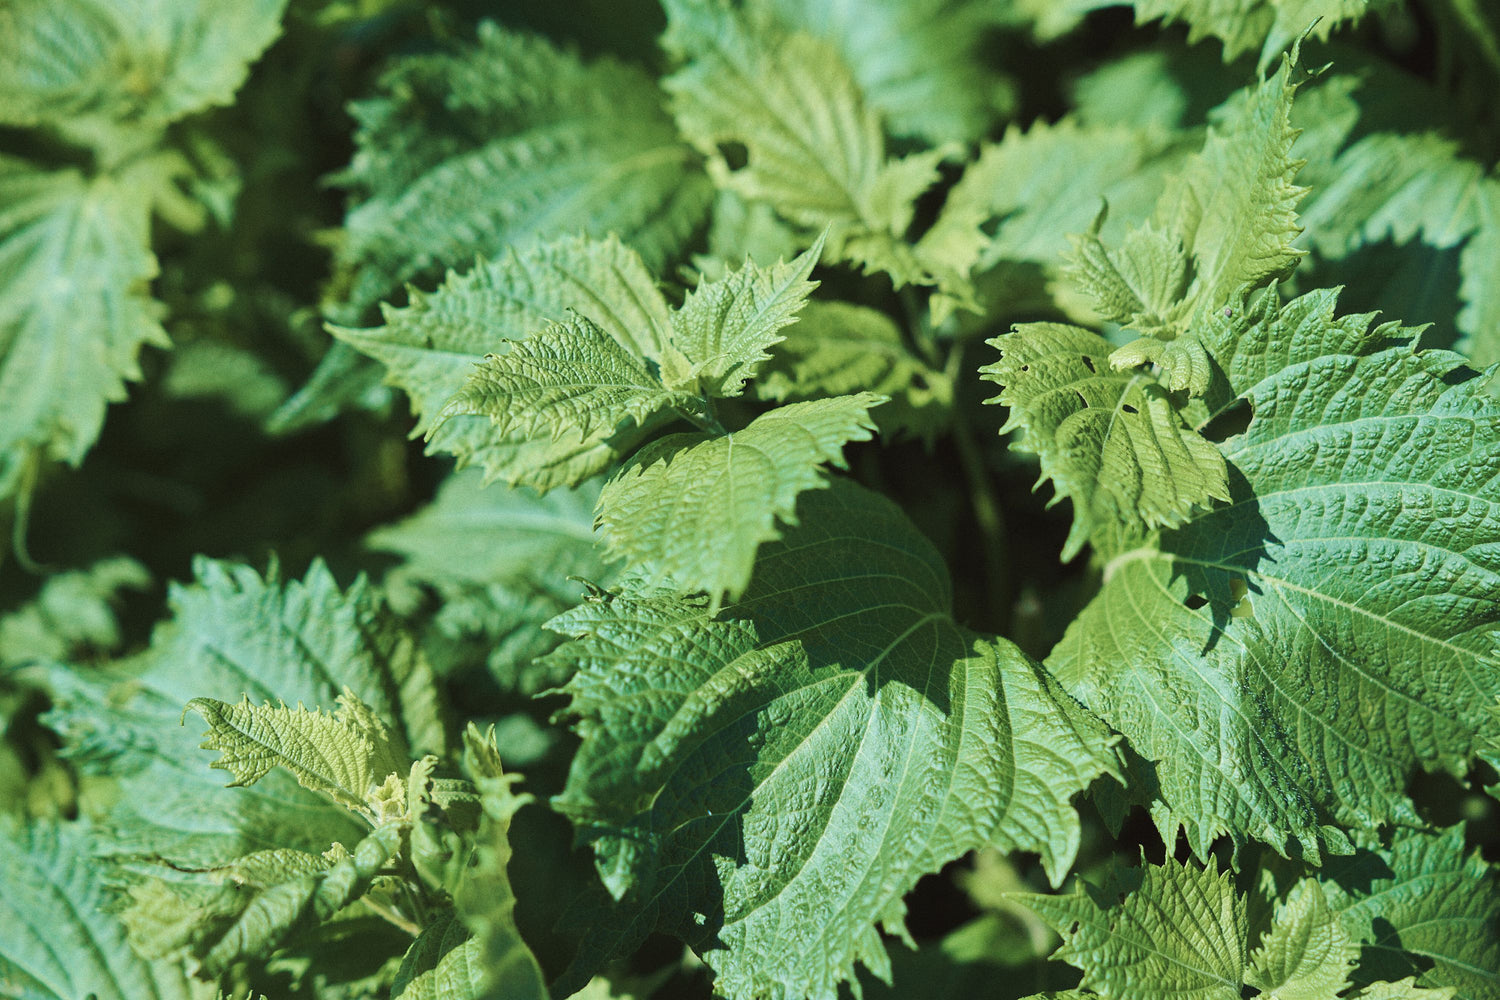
[37,559,439,867]
[661,0,953,293]
[754,300,952,438]
[1020,857,1388,1000]
[1318,826,1500,1000]
[124,823,403,978]
[1068,54,1306,337]
[1050,287,1500,858]
[664,237,822,398]
[336,22,708,316]
[1246,880,1355,1000]
[0,0,287,137]
[1021,858,1247,1000]
[0,819,210,1000]
[550,479,1118,1000]
[188,692,408,817]
[0,157,169,497]
[1127,0,1388,64]
[442,313,689,461]
[981,323,1229,561]
[595,394,882,606]
[334,234,674,490]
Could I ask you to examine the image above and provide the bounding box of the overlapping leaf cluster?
[2,1,1498,1000]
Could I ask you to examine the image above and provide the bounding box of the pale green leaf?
[390,911,491,1000]
[441,314,691,465]
[1067,54,1307,336]
[36,559,437,868]
[188,691,408,819]
[334,233,674,491]
[124,823,404,978]
[595,394,883,607]
[371,470,609,691]
[938,117,1188,278]
[1018,858,1247,1000]
[549,479,1118,1000]
[369,469,603,590]
[663,236,822,398]
[445,725,547,1000]
[753,300,954,439]
[980,323,1229,561]
[0,0,287,141]
[1050,287,1500,859]
[1298,132,1485,258]
[1349,980,1459,1000]
[0,818,211,1000]
[1318,826,1500,1000]
[1246,880,1355,1000]
[0,556,148,666]
[0,156,169,497]
[750,0,1014,144]
[1458,179,1500,366]
[336,22,708,316]
[660,0,956,295]
[1127,0,1391,64]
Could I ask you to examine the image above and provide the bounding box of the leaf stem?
[360,892,422,937]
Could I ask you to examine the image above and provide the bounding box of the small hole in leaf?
[1020,364,1030,372]
[1121,403,1138,414]
[1081,355,1096,373]
[1201,398,1252,441]
[1184,594,1208,610]
[717,141,749,170]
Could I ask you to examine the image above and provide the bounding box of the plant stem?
[950,398,1013,633]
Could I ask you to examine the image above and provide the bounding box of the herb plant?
[1,1,1497,999]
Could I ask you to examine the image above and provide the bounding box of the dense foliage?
[1,1,1498,998]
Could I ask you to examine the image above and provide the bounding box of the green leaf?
[0,818,211,1000]
[594,394,883,607]
[661,0,954,294]
[391,910,490,1000]
[441,314,693,479]
[1019,858,1247,1000]
[1068,53,1308,337]
[1127,0,1391,65]
[1049,287,1500,859]
[336,22,709,316]
[334,233,674,491]
[1318,826,1500,1000]
[0,556,148,666]
[36,559,439,868]
[663,235,823,398]
[0,156,170,498]
[123,822,405,978]
[187,691,409,820]
[748,0,1014,144]
[981,323,1229,561]
[0,0,287,145]
[549,478,1118,1000]
[448,725,547,1000]
[925,117,1188,293]
[1018,857,1386,1000]
[1246,880,1355,1000]
[754,300,954,439]
[369,469,604,590]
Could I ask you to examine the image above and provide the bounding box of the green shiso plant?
[0,1,1497,998]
